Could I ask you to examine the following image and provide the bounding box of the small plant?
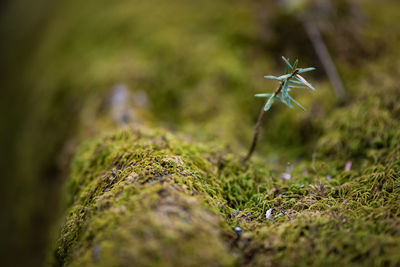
[242,56,316,164]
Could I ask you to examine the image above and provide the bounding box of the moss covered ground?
[1,0,400,266]
[53,66,400,265]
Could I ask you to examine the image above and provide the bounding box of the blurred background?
[0,0,399,266]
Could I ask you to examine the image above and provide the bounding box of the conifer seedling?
[242,57,316,164]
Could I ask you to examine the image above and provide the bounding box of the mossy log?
[54,74,400,266]
[2,0,400,266]
[53,127,237,266]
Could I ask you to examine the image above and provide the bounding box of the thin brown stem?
[242,104,267,164]
[300,14,346,99]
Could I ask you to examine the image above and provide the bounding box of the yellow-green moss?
[54,127,236,266]
[232,71,400,266]
[54,79,400,265]
[4,0,400,266]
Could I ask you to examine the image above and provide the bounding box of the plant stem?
[242,69,299,165]
[242,103,267,165]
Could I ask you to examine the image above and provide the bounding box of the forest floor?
[2,0,400,266]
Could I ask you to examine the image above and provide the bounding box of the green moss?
[4,0,400,265]
[230,71,400,266]
[317,99,394,159]
[49,2,400,262]
[54,81,400,265]
[54,127,236,266]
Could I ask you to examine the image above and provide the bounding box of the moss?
[229,71,400,266]
[54,63,400,265]
[55,79,400,265]
[4,0,400,265]
[59,184,234,267]
[317,98,394,159]
[54,127,237,266]
[44,1,400,263]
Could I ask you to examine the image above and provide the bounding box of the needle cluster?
[256,56,315,111]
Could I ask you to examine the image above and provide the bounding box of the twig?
[241,103,267,165]
[300,14,346,99]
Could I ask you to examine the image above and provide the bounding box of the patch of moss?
[54,78,400,265]
[230,73,400,266]
[48,2,400,262]
[4,0,400,265]
[54,127,241,266]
